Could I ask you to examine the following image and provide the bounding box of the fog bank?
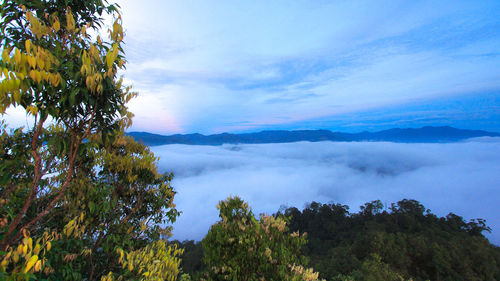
[152,138,500,244]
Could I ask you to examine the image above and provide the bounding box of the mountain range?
[127,126,500,146]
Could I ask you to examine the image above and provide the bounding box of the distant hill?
[127,126,500,146]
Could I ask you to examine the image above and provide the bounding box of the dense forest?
[175,199,500,281]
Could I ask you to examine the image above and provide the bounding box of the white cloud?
[151,139,500,245]
[5,0,498,133]
[114,0,500,133]
[2,107,33,129]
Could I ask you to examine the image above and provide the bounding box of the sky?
[153,138,500,245]
[2,0,499,248]
[113,0,500,134]
[2,0,499,133]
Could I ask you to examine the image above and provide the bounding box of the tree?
[202,196,322,281]
[332,254,407,281]
[0,1,182,279]
[282,199,500,281]
[360,200,383,217]
[0,0,130,249]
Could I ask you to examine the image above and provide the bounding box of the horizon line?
[126,125,500,137]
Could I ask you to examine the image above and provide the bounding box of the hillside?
[128,126,500,146]
[175,199,500,281]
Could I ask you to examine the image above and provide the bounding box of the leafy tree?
[202,196,322,281]
[332,254,407,281]
[0,0,129,249]
[360,200,383,217]
[172,240,204,276]
[0,0,182,279]
[283,199,500,281]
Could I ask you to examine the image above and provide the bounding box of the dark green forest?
[175,199,500,281]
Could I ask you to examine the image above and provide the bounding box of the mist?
[151,138,500,245]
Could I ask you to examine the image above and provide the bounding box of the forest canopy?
[177,199,500,281]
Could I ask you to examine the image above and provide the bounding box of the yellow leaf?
[106,52,113,69]
[66,226,74,237]
[14,48,21,63]
[33,244,41,255]
[38,58,45,70]
[2,49,10,62]
[53,20,60,32]
[56,73,62,86]
[24,255,38,273]
[17,71,25,80]
[28,56,36,68]
[86,76,92,89]
[25,40,32,52]
[46,241,52,251]
[29,70,36,80]
[49,74,56,86]
[34,260,42,272]
[3,252,11,261]
[66,9,75,31]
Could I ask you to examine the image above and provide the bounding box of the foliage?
[0,228,57,280]
[0,0,129,249]
[202,196,321,281]
[332,254,408,281]
[179,199,500,281]
[179,273,192,281]
[0,0,181,280]
[113,240,183,281]
[281,199,500,281]
[171,240,204,276]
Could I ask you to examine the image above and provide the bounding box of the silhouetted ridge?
[127,126,499,146]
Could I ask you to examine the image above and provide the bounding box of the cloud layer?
[118,0,500,133]
[153,138,500,245]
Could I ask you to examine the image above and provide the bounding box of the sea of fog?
[151,138,500,245]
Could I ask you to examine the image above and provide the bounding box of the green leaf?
[69,90,76,106]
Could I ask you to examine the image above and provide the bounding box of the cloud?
[1,0,498,133]
[152,139,500,245]
[115,0,500,133]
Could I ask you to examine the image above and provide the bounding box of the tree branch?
[1,105,98,248]
[1,119,44,249]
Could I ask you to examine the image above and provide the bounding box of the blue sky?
[119,0,500,134]
[6,0,499,133]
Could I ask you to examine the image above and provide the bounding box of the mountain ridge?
[127,126,500,146]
